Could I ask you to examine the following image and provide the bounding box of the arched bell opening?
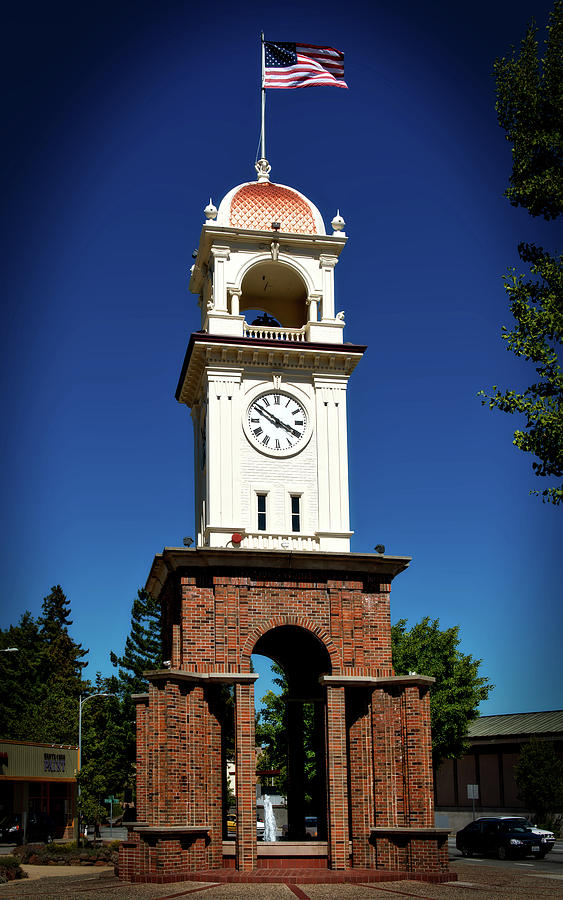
[252,625,331,841]
[239,261,308,329]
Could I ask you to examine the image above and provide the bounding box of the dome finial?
[204,198,218,220]
[331,209,345,235]
[255,158,271,183]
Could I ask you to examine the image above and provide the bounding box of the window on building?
[291,495,301,532]
[257,494,267,531]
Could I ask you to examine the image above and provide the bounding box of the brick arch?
[241,615,341,673]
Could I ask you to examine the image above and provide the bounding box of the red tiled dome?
[228,182,318,234]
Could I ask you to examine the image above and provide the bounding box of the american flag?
[263,42,347,89]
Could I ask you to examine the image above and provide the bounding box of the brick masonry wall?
[174,570,394,676]
[347,691,375,867]
[119,554,448,881]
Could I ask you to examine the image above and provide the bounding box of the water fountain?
[263,793,277,842]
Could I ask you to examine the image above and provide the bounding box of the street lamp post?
[77,692,115,844]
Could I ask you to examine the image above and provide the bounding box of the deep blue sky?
[2,0,561,716]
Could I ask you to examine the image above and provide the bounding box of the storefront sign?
[43,753,66,773]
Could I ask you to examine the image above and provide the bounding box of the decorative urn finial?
[255,158,272,183]
[204,198,218,220]
[331,209,345,235]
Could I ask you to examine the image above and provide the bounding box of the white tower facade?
[176,160,365,552]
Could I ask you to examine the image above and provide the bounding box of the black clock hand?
[255,404,301,439]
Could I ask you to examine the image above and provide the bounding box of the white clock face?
[246,391,308,456]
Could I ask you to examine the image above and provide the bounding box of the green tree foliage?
[77,674,127,824]
[514,735,563,824]
[110,589,162,695]
[480,243,563,504]
[494,1,563,219]
[0,586,88,743]
[256,666,288,795]
[255,621,490,791]
[255,664,317,802]
[481,2,563,504]
[77,589,161,812]
[391,617,493,769]
[0,612,44,738]
[78,590,163,823]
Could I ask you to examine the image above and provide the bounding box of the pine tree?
[79,588,164,819]
[0,587,89,743]
[110,589,162,695]
[38,585,88,689]
[0,612,44,738]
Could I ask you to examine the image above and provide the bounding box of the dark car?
[456,817,548,860]
[474,816,555,857]
[0,814,24,844]
[0,812,54,845]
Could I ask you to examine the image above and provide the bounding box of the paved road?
[1,840,562,899]
[448,836,563,877]
[0,863,562,900]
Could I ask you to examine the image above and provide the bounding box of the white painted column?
[314,375,351,551]
[319,255,338,321]
[230,288,241,317]
[210,246,230,312]
[205,368,242,544]
[307,293,321,323]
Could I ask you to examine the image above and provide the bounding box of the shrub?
[14,843,118,866]
[0,855,28,883]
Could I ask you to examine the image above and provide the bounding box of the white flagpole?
[260,32,266,160]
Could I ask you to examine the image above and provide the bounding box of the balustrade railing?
[243,323,307,342]
[240,532,320,551]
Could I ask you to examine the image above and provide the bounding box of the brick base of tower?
[118,547,451,883]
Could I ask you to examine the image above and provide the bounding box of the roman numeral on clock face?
[253,427,263,437]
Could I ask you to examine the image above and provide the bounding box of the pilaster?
[319,254,338,320]
[235,681,257,870]
[325,684,349,869]
[205,367,243,542]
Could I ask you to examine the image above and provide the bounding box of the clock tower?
[119,157,450,886]
[176,159,365,552]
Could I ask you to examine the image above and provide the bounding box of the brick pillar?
[134,696,149,823]
[287,699,306,839]
[371,687,401,827]
[148,680,190,824]
[403,685,434,827]
[235,682,256,870]
[326,684,349,869]
[347,690,375,867]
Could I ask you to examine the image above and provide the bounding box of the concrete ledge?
[144,669,259,684]
[321,674,435,688]
[133,825,209,835]
[222,840,340,858]
[371,826,450,837]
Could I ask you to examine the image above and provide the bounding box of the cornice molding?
[176,332,366,406]
[145,546,411,599]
